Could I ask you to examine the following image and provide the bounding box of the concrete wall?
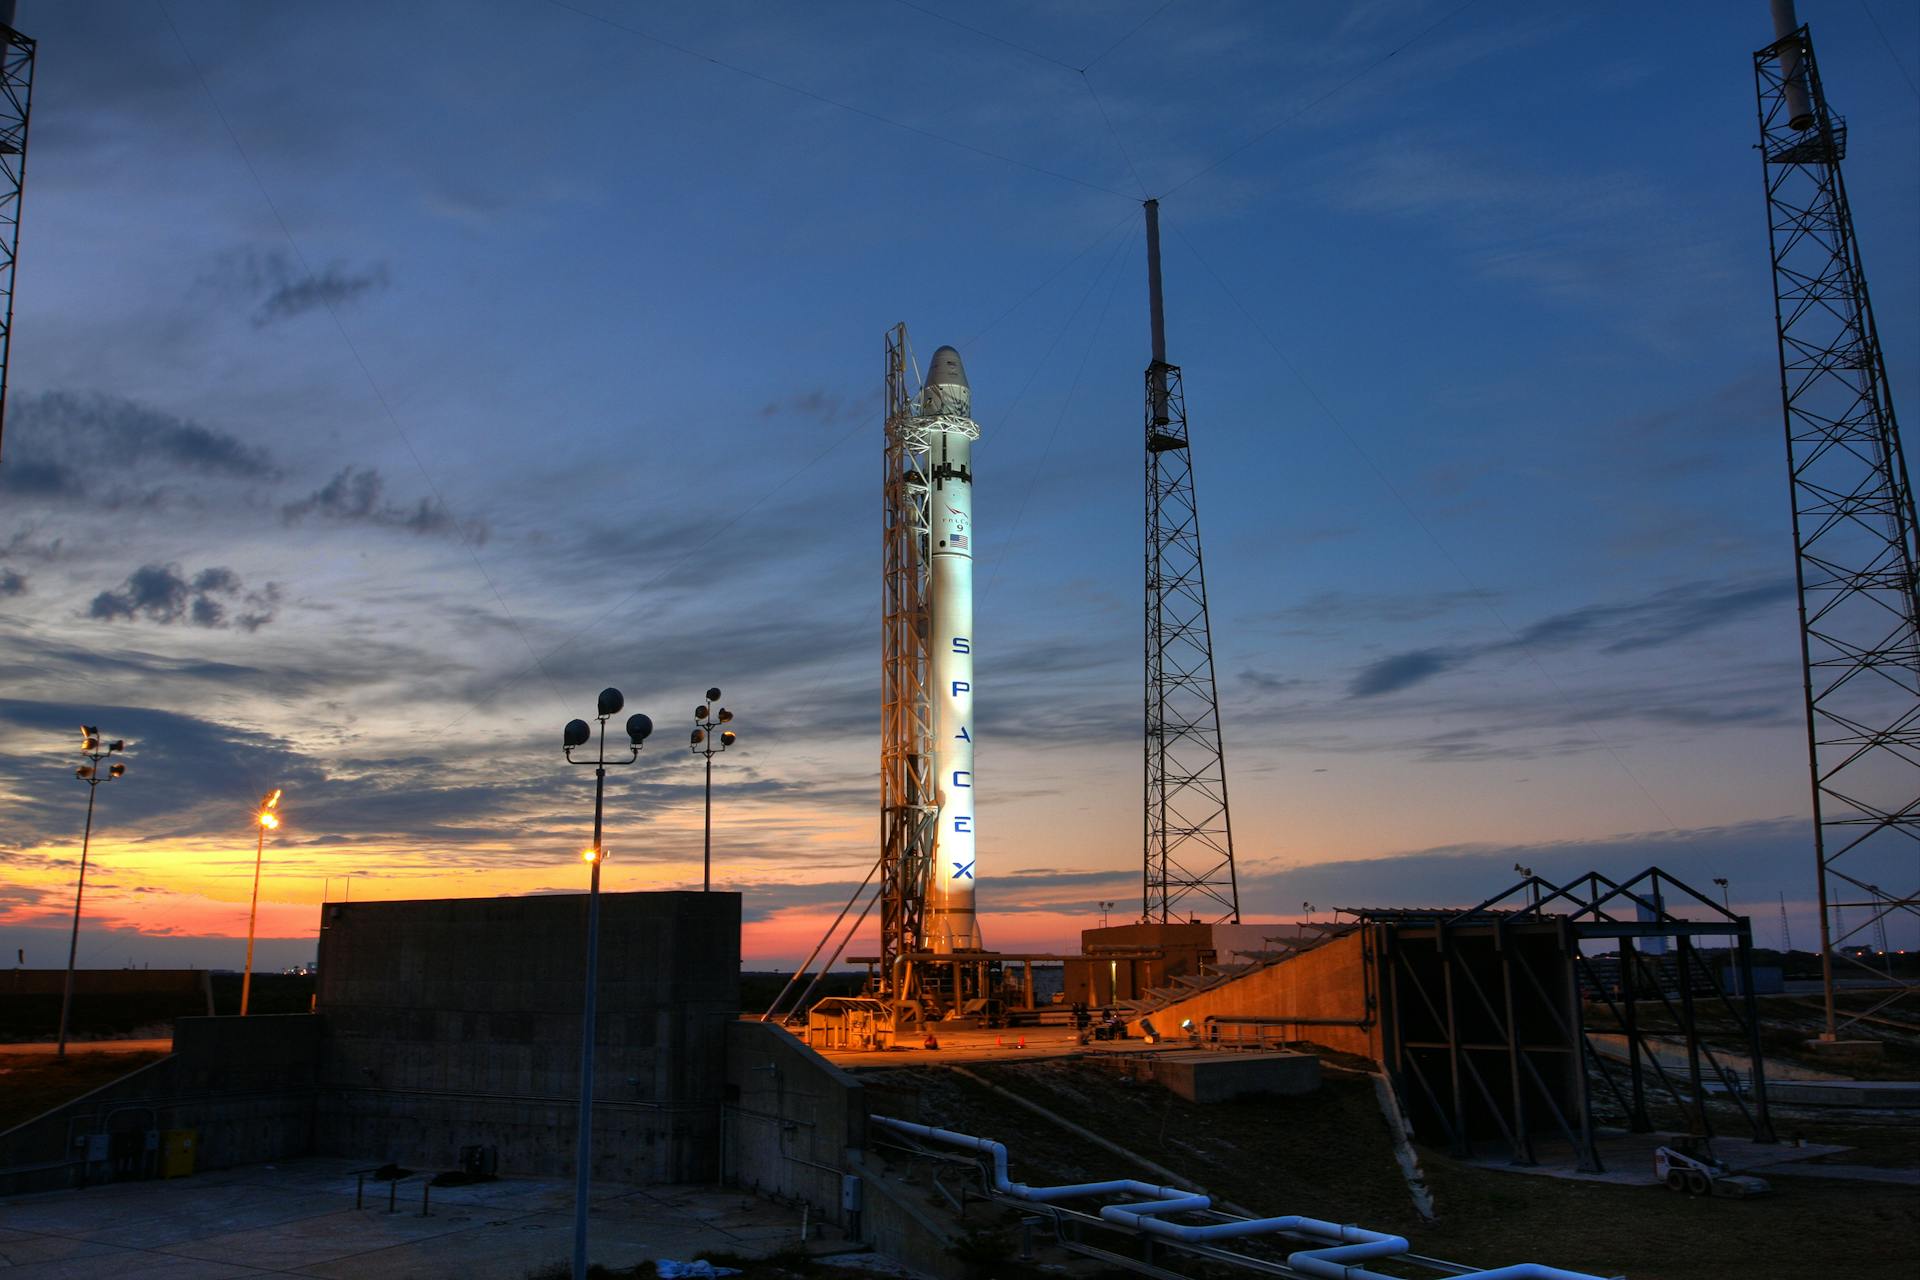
[0,1014,319,1196]
[723,1021,865,1228]
[1065,921,1215,1006]
[314,891,738,1183]
[1123,928,1380,1059]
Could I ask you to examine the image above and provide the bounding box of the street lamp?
[1099,900,1115,928]
[561,687,651,1280]
[240,789,283,1016]
[690,687,736,893]
[58,726,127,1059]
[1713,876,1732,915]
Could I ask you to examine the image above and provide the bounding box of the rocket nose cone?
[927,345,968,390]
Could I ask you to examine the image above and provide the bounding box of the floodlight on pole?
[57,726,126,1058]
[691,686,738,893]
[240,788,285,1017]
[1515,863,1539,908]
[561,686,649,1280]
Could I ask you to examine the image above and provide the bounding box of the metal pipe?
[871,1116,1612,1280]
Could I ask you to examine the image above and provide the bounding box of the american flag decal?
[951,534,968,548]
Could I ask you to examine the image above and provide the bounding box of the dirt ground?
[863,1057,1920,1280]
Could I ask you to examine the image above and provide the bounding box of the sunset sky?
[3,1,1917,973]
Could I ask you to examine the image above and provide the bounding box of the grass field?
[866,1058,1919,1280]
[0,1049,167,1132]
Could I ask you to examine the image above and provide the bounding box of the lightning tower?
[0,3,34,458]
[1755,1,1919,1037]
[1142,200,1240,925]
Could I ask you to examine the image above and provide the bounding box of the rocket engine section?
[921,345,981,953]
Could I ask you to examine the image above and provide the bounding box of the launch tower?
[1755,2,1919,1037]
[1142,200,1240,925]
[0,4,33,458]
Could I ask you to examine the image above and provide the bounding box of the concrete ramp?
[1124,928,1378,1061]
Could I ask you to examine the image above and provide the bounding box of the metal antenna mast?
[1755,2,1920,1039]
[0,4,35,460]
[1142,200,1240,925]
[879,323,937,1016]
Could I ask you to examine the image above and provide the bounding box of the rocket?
[922,345,980,952]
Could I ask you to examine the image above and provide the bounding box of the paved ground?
[812,1024,1197,1069]
[0,1039,173,1057]
[0,1158,818,1278]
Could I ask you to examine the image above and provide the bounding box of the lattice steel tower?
[1755,2,1919,1037]
[1142,200,1239,924]
[879,323,936,1005]
[0,4,35,459]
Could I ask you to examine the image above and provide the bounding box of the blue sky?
[2,0,1916,969]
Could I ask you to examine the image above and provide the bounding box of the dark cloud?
[212,249,391,327]
[88,562,280,630]
[281,466,487,542]
[1239,668,1306,694]
[1349,648,1455,697]
[0,568,25,597]
[758,388,875,427]
[254,262,390,327]
[1347,578,1794,698]
[1246,817,1843,924]
[0,391,277,509]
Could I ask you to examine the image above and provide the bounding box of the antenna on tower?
[1142,200,1240,925]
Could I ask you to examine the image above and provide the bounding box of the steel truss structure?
[1142,200,1239,925]
[1755,24,1920,1037]
[1351,867,1774,1174]
[0,13,34,457]
[879,323,938,1013]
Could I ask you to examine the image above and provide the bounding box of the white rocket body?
[922,346,979,952]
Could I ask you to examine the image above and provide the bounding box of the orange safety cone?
[1017,1036,1026,1049]
[923,1031,940,1050]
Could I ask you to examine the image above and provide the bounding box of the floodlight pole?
[242,819,265,1015]
[240,790,281,1017]
[562,694,647,1280]
[691,689,736,893]
[577,732,605,1280]
[57,731,124,1059]
[56,782,97,1060]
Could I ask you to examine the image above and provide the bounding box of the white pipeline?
[871,1116,1615,1280]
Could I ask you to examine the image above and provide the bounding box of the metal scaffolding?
[1755,22,1920,1038]
[0,12,34,458]
[1142,200,1239,926]
[1356,867,1774,1175]
[879,323,937,1014]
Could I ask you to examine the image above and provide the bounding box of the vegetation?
[0,1050,166,1131]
